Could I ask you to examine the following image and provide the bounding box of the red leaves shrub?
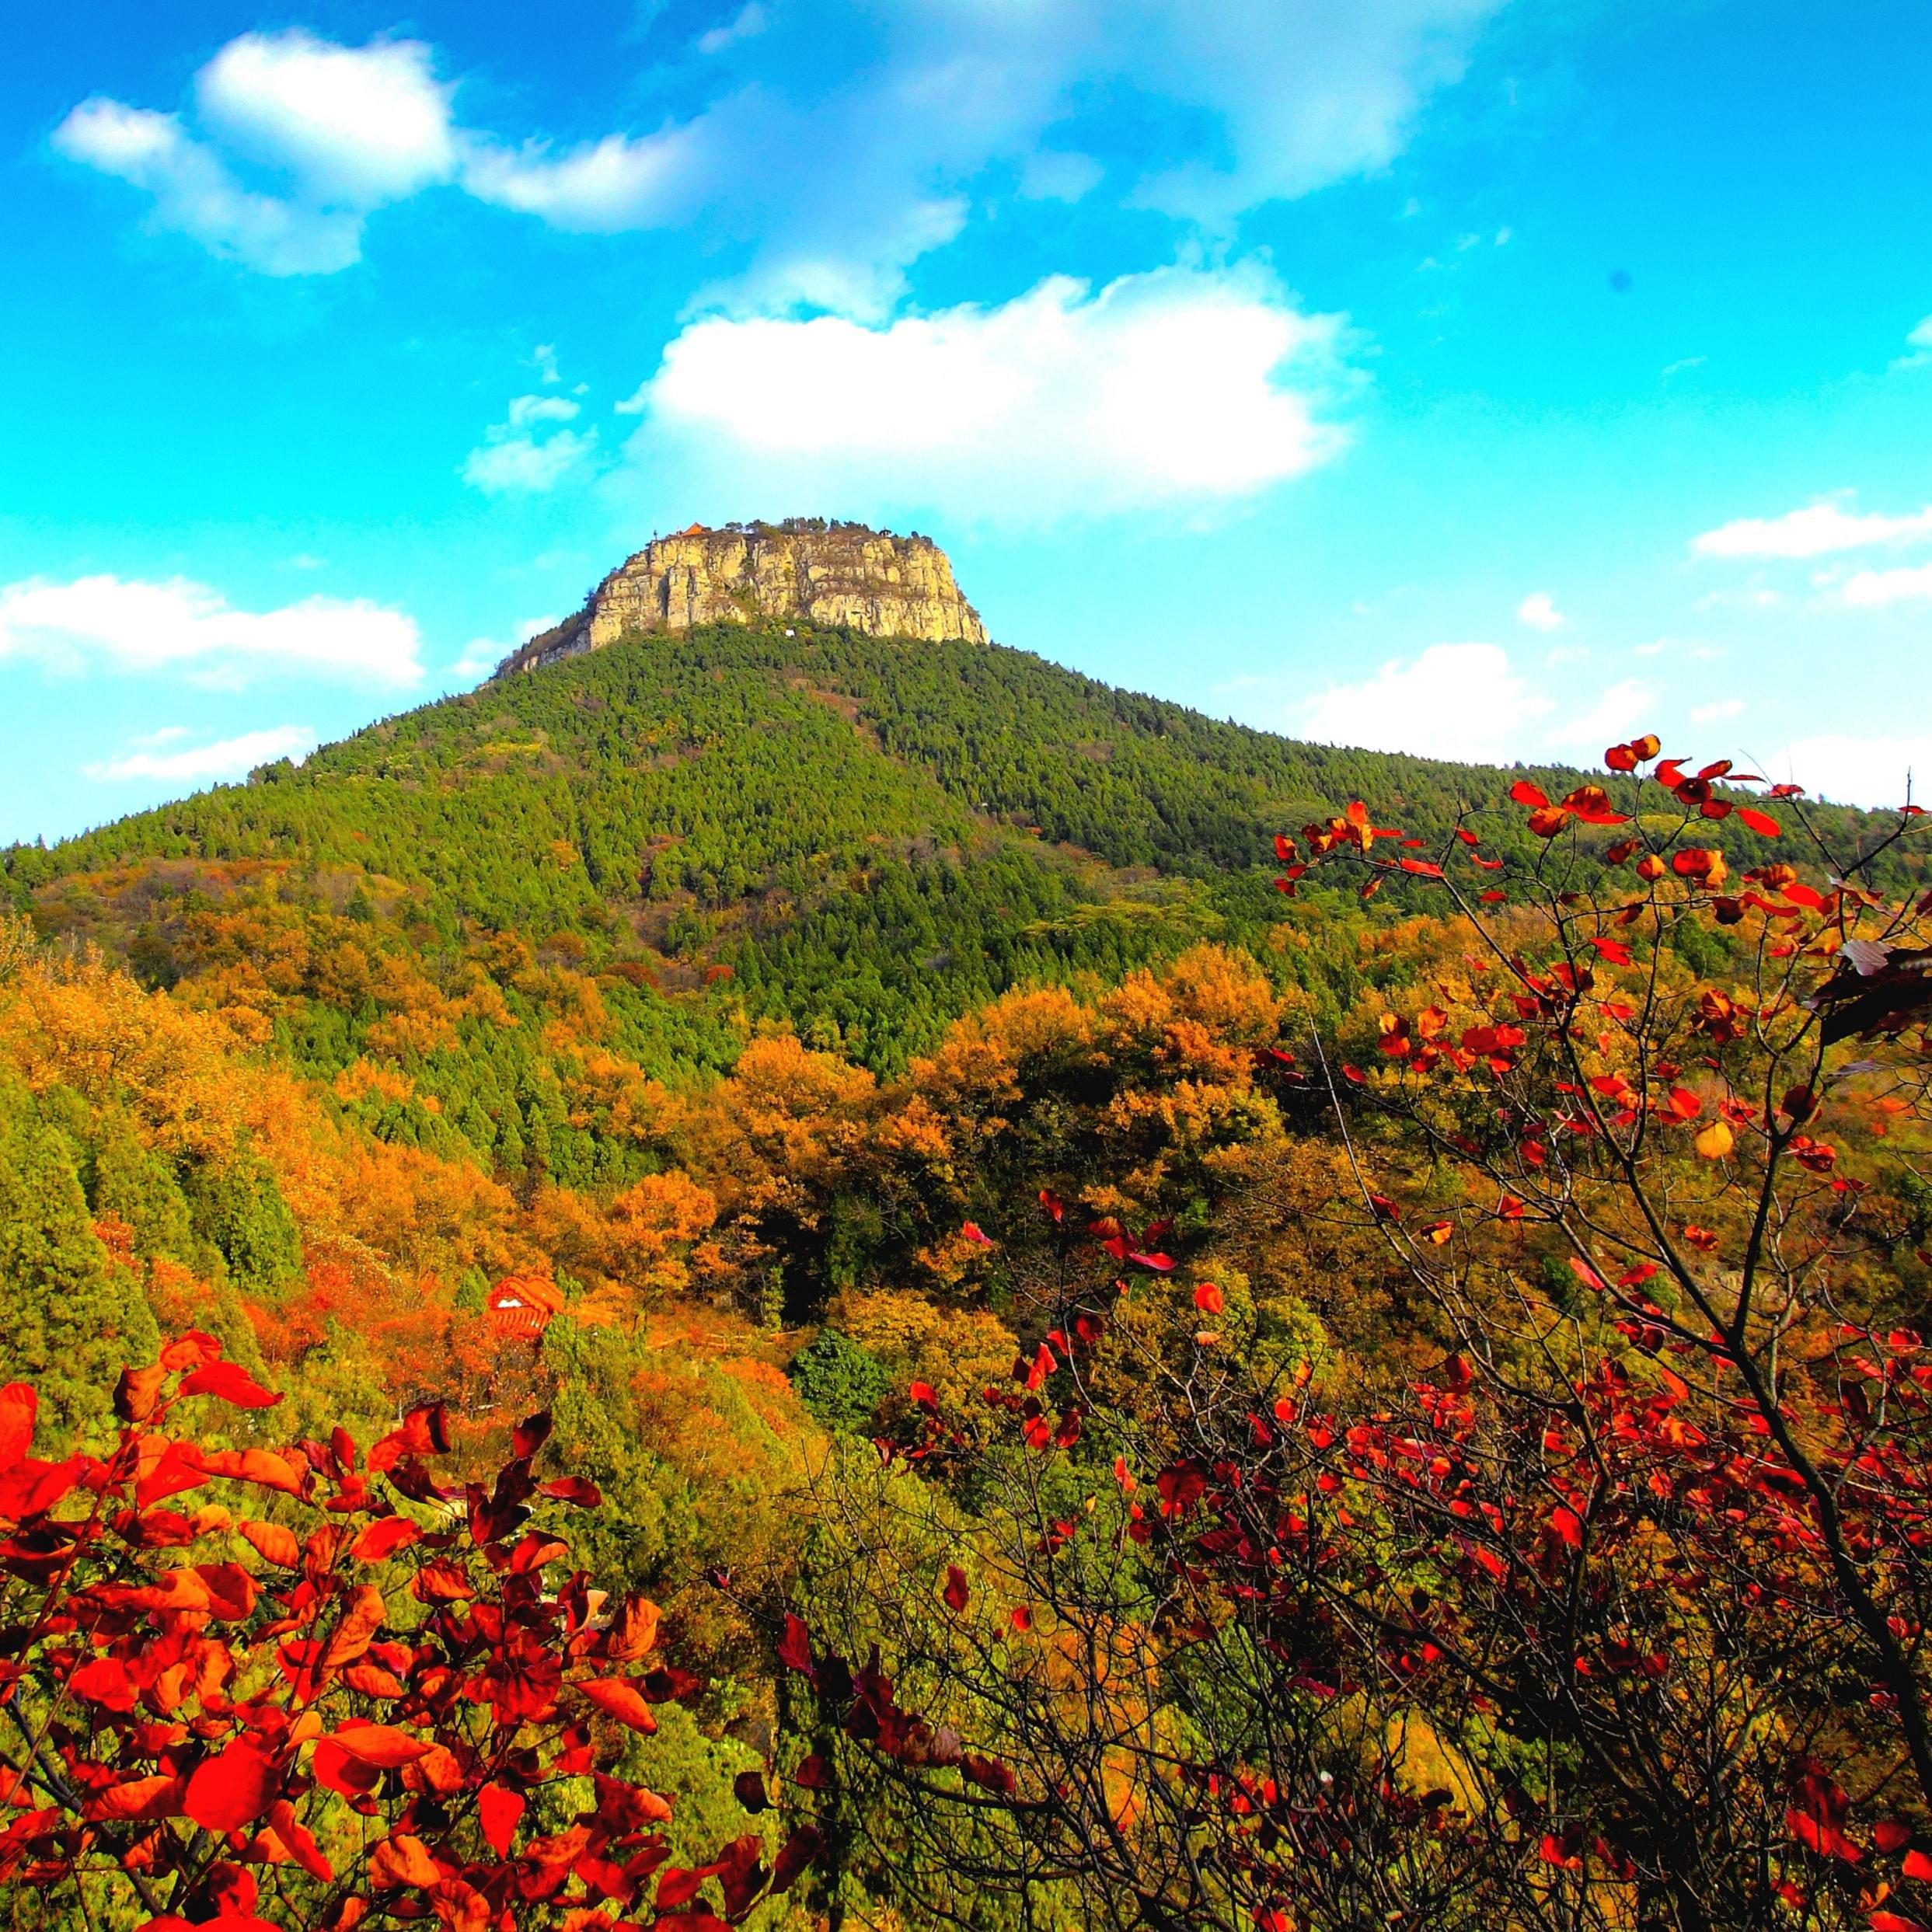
[0,1341,821,1928]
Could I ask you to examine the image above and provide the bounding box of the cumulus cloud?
[463,388,597,496]
[0,575,423,685]
[1691,497,1932,560]
[1516,591,1564,633]
[51,99,364,275]
[1296,643,1553,764]
[54,33,452,275]
[85,724,317,783]
[195,31,455,203]
[52,3,1503,296]
[617,265,1349,523]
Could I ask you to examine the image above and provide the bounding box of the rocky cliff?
[496,520,988,676]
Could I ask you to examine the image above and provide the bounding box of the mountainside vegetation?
[3,624,1930,1930]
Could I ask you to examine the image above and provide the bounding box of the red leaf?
[0,1385,35,1469]
[1738,807,1782,837]
[771,1824,824,1893]
[69,1656,137,1711]
[350,1517,420,1563]
[1193,1282,1225,1315]
[776,1613,814,1676]
[159,1331,222,1372]
[183,1737,280,1834]
[960,1221,995,1247]
[943,1564,970,1612]
[177,1362,283,1409]
[1906,1850,1932,1882]
[1870,1915,1930,1932]
[538,1476,602,1506]
[0,1454,85,1519]
[1510,779,1550,808]
[368,1403,450,1475]
[908,1381,937,1407]
[478,1782,525,1858]
[1550,1505,1584,1549]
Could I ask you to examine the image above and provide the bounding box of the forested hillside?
[5,626,1930,1930]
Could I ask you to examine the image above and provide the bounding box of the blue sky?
[5,0,1930,843]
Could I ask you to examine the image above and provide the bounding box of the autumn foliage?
[783,738,1932,1930]
[0,1334,818,1930]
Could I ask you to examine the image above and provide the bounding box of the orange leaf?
[577,1677,660,1733]
[325,1723,433,1768]
[239,1519,301,1567]
[368,1833,442,1890]
[350,1518,421,1564]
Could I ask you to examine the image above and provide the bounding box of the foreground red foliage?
[0,1336,818,1930]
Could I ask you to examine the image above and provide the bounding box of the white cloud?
[1516,590,1564,633]
[1017,149,1104,203]
[697,4,767,54]
[51,99,364,275]
[1549,678,1655,750]
[1691,496,1932,560]
[1691,698,1744,724]
[1767,735,1932,810]
[1692,584,1784,612]
[507,394,581,430]
[0,575,423,685]
[85,724,317,784]
[445,616,562,686]
[462,428,598,496]
[1893,316,1932,373]
[1834,563,1932,609]
[1660,354,1706,378]
[463,383,598,494]
[459,127,701,232]
[54,33,453,275]
[1296,642,1552,764]
[54,3,1502,298]
[194,31,455,204]
[619,264,1348,523]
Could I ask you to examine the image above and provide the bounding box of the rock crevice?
[497,520,988,676]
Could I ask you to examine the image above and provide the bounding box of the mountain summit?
[497,518,988,676]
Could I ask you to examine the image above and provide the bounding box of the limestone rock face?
[496,521,988,676]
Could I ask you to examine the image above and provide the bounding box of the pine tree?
[0,1076,159,1447]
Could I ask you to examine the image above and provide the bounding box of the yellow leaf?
[1695,1121,1735,1160]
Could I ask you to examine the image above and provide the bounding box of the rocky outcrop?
[496,520,988,676]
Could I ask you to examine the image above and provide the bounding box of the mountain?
[2,528,1900,1188]
[498,518,988,676]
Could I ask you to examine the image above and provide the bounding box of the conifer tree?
[0,1076,158,1446]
